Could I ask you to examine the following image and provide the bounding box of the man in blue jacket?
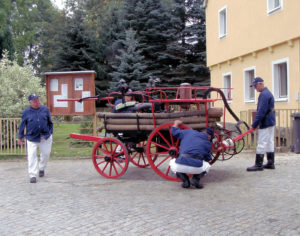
[18,94,53,183]
[247,77,276,171]
[170,120,213,189]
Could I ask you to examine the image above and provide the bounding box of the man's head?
[204,127,214,141]
[250,77,264,92]
[28,93,41,109]
[124,89,133,102]
[117,79,129,93]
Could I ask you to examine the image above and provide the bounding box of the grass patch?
[51,123,94,158]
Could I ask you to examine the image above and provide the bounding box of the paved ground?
[0,152,300,236]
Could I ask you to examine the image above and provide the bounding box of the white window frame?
[272,57,289,102]
[222,72,232,103]
[218,6,227,39]
[243,67,256,104]
[267,0,283,15]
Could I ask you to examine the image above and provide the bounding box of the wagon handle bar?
[232,128,255,143]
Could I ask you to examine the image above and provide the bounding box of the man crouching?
[169,120,214,189]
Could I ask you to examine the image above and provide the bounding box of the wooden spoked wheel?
[146,123,190,181]
[128,141,150,168]
[92,138,129,178]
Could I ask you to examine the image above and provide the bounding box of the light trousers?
[169,159,211,174]
[27,135,53,178]
[256,126,275,154]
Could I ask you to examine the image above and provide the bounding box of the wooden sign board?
[45,71,96,116]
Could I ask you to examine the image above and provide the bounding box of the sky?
[52,0,64,10]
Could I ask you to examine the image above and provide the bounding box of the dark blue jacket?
[18,105,53,142]
[171,127,212,167]
[252,87,276,129]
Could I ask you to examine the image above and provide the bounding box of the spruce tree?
[109,28,146,91]
[52,8,102,83]
[118,0,178,86]
[172,0,210,86]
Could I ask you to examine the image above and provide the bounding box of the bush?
[0,52,45,118]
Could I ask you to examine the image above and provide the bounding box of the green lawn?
[51,123,94,158]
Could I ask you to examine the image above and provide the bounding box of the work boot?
[39,170,44,177]
[176,172,190,188]
[263,152,275,169]
[190,173,204,189]
[247,154,264,171]
[30,177,37,183]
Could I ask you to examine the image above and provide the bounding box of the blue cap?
[206,127,214,136]
[28,94,39,101]
[250,77,264,87]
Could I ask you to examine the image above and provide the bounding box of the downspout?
[299,38,300,110]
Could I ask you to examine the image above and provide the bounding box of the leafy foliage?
[0,0,210,101]
[0,52,45,118]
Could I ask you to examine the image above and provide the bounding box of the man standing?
[247,77,276,171]
[18,94,53,183]
[170,120,213,189]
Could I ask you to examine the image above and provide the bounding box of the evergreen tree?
[86,1,124,93]
[108,0,178,87]
[170,0,210,86]
[52,9,101,76]
[109,28,146,91]
[0,26,15,60]
[0,0,14,60]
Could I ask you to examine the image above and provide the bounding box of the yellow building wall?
[210,39,300,122]
[206,0,300,66]
[206,0,300,123]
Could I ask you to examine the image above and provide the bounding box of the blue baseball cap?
[250,77,264,87]
[28,94,39,101]
[206,127,214,136]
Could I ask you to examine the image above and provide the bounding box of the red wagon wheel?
[146,123,221,181]
[128,141,150,168]
[146,123,190,181]
[128,141,159,168]
[92,138,129,178]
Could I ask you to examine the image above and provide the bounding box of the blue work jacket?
[18,105,53,142]
[252,87,276,129]
[171,127,212,167]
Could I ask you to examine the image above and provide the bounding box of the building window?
[223,73,232,101]
[244,68,256,103]
[273,58,289,101]
[267,0,282,14]
[219,6,227,39]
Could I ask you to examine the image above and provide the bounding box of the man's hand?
[173,120,183,128]
[17,138,23,146]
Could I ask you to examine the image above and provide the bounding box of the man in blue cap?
[170,120,213,189]
[247,77,276,171]
[18,94,53,183]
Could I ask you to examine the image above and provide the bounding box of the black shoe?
[191,174,204,189]
[263,163,275,169]
[30,177,36,183]
[263,152,275,169]
[39,170,44,177]
[247,154,264,171]
[176,172,190,188]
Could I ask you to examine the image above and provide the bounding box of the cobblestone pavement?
[0,152,300,236]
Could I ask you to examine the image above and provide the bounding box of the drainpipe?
[298,39,300,110]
